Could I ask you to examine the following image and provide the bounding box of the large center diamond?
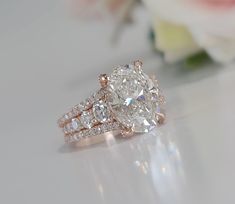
[107,64,158,133]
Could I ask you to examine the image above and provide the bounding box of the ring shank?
[58,89,119,143]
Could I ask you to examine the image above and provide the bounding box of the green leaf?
[184,51,212,68]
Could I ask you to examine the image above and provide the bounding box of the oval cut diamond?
[107,64,158,133]
[80,111,94,129]
[93,100,110,123]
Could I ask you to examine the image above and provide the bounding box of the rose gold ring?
[57,60,165,144]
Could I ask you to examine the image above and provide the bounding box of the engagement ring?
[57,60,165,144]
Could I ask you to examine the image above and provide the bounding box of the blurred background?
[0,0,235,204]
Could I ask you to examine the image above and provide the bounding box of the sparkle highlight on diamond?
[107,64,159,133]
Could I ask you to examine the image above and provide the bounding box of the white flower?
[143,0,235,63]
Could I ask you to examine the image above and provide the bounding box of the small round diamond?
[73,134,80,141]
[63,126,68,134]
[65,114,69,119]
[72,107,79,116]
[71,118,81,131]
[64,123,73,134]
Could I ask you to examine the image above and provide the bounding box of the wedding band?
[57,60,165,144]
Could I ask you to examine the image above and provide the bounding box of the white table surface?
[1,1,235,204]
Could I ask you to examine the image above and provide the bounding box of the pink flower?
[196,0,235,9]
[71,0,130,19]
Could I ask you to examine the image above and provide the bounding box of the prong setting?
[121,127,134,137]
[156,112,165,124]
[99,74,109,88]
[133,60,143,72]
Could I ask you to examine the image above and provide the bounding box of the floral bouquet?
[73,0,235,66]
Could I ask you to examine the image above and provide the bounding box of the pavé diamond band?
[58,60,165,144]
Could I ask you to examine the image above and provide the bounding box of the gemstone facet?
[71,118,81,131]
[107,64,158,133]
[93,100,111,123]
[80,111,94,129]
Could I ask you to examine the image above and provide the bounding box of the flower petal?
[190,29,235,63]
[143,0,235,62]
[153,19,201,62]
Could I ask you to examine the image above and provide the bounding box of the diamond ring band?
[57,60,165,144]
